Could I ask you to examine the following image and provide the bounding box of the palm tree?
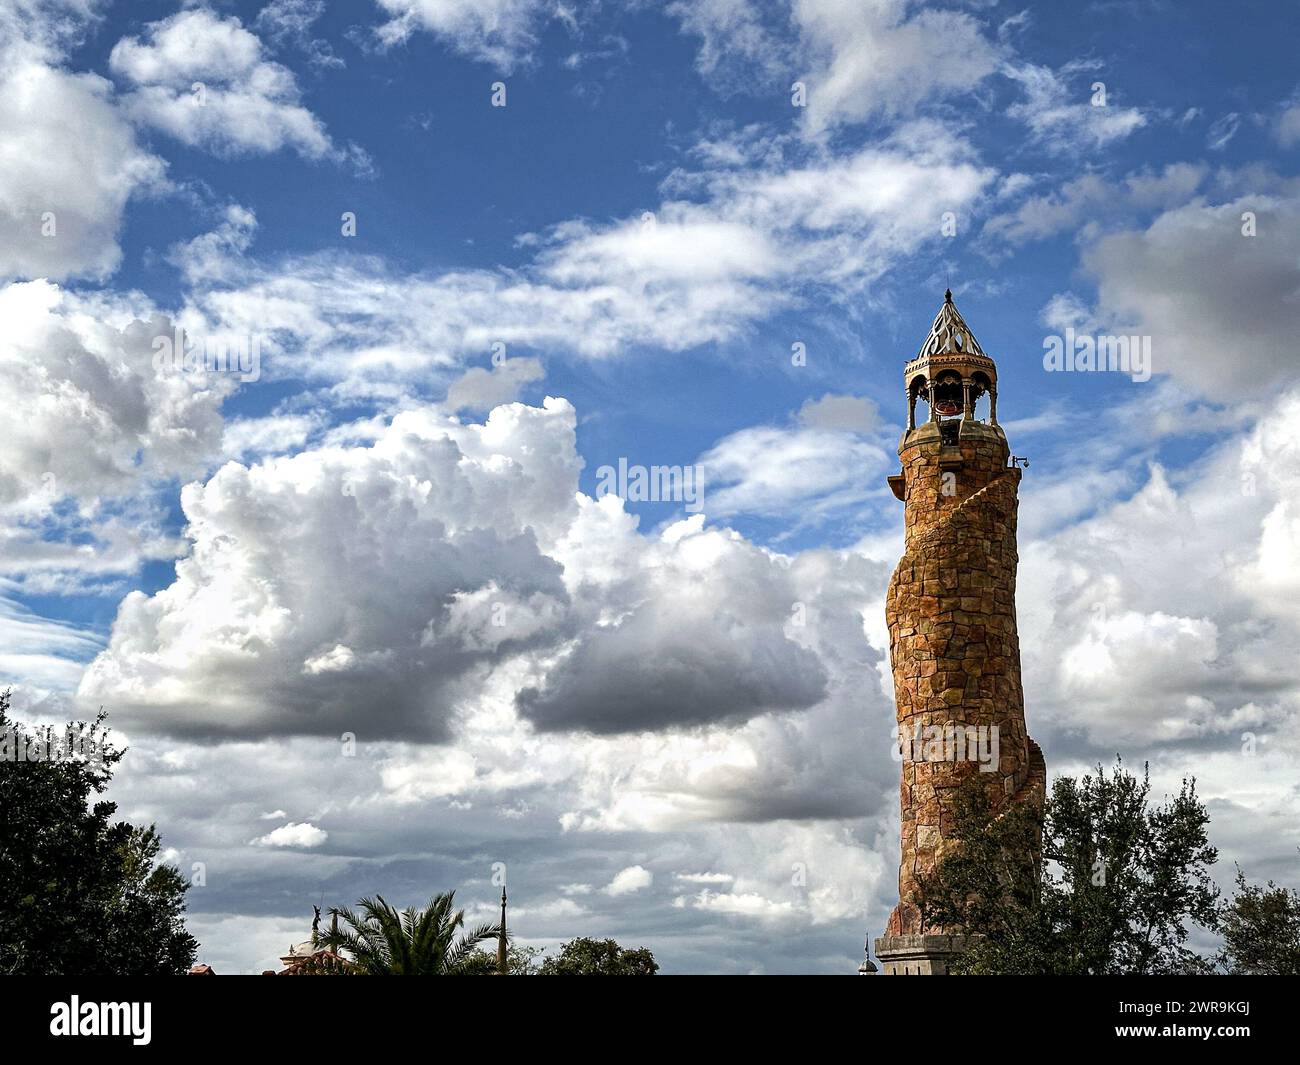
[314,892,502,975]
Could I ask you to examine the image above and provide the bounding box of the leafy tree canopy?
[1218,866,1300,975]
[536,936,659,975]
[918,759,1219,974]
[0,690,197,975]
[459,942,545,976]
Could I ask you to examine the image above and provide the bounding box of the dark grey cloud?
[517,612,827,734]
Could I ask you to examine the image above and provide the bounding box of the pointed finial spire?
[916,290,987,359]
[496,886,508,975]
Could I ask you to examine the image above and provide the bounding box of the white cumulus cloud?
[110,9,339,160]
[252,821,328,848]
[605,865,653,896]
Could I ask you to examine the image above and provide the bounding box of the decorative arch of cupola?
[969,370,994,421]
[906,373,928,430]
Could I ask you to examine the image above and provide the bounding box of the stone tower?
[872,291,1045,976]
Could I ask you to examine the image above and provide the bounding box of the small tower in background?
[496,886,508,975]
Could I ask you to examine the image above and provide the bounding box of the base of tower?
[872,934,977,975]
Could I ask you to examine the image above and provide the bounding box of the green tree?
[459,942,545,975]
[537,937,659,975]
[918,760,1219,974]
[315,892,501,974]
[914,776,1048,973]
[1218,866,1300,974]
[0,690,197,975]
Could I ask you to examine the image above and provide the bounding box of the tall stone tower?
[872,291,1045,976]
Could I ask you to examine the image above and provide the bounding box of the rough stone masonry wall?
[884,429,1045,937]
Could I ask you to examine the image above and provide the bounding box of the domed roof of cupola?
[902,289,998,392]
[917,289,986,359]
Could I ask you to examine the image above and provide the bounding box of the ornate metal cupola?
[903,289,999,431]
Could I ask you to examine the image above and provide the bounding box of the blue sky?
[2,0,1299,973]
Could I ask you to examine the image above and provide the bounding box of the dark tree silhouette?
[918,759,1219,974]
[1219,866,1300,974]
[537,936,659,975]
[0,690,197,975]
